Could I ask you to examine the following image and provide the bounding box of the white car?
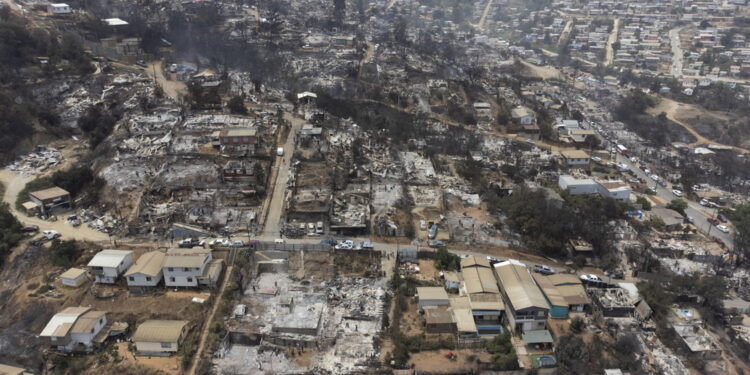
[672,189,683,197]
[650,174,660,181]
[42,230,60,240]
[717,225,730,233]
[579,274,602,283]
[209,238,230,247]
[700,199,710,206]
[334,240,354,250]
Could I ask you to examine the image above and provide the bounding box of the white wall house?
[511,106,536,125]
[132,320,189,355]
[125,251,165,291]
[87,249,134,284]
[40,307,107,352]
[163,248,223,288]
[59,268,87,288]
[47,3,71,14]
[558,175,598,195]
[597,180,632,201]
[560,150,591,168]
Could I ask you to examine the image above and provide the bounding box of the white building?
[558,175,598,195]
[596,180,632,201]
[560,149,591,168]
[39,307,107,352]
[416,287,450,309]
[87,249,134,284]
[124,251,165,291]
[163,248,223,288]
[59,267,87,288]
[511,106,536,124]
[132,320,189,355]
[47,3,71,14]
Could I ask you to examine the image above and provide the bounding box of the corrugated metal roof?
[449,296,471,310]
[87,250,133,268]
[59,267,86,280]
[40,307,91,337]
[164,248,210,268]
[0,363,26,375]
[532,274,568,307]
[70,311,106,334]
[132,320,188,343]
[460,256,490,269]
[452,309,477,333]
[125,251,165,277]
[417,287,449,301]
[29,186,69,201]
[462,267,500,294]
[522,329,553,344]
[469,293,505,311]
[495,260,549,311]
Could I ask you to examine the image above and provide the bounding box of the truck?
[276,147,284,156]
[616,144,628,156]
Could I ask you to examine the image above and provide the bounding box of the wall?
[136,341,178,353]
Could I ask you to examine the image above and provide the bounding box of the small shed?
[132,320,189,355]
[59,268,87,288]
[47,3,71,14]
[424,306,455,333]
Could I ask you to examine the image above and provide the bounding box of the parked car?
[209,238,230,248]
[718,213,728,223]
[428,240,446,248]
[428,224,439,240]
[658,180,668,188]
[700,199,710,206]
[707,217,720,225]
[533,265,556,275]
[21,224,39,233]
[685,216,695,224]
[320,238,337,246]
[604,269,624,279]
[334,240,354,250]
[714,237,726,247]
[230,240,245,248]
[178,238,204,248]
[42,230,60,240]
[672,189,683,197]
[579,274,602,283]
[717,225,730,233]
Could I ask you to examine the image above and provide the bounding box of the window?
[170,277,175,282]
[161,342,171,348]
[187,277,193,282]
[168,267,174,272]
[129,276,135,281]
[146,277,152,282]
[183,267,189,272]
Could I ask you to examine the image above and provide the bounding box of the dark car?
[707,217,720,225]
[21,224,39,233]
[319,239,337,246]
[718,213,728,223]
[605,269,624,279]
[714,237,726,248]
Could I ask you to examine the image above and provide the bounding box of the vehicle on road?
[604,269,624,279]
[717,225,730,233]
[672,189,683,197]
[714,237,726,247]
[178,238,205,248]
[42,230,60,240]
[276,147,284,156]
[533,265,556,275]
[685,216,694,223]
[209,238,230,248]
[428,240,446,248]
[700,199,710,206]
[649,174,659,181]
[707,218,720,225]
[718,213,728,223]
[579,274,602,283]
[334,240,354,250]
[230,240,245,247]
[428,224,438,239]
[320,238,337,246]
[21,224,39,233]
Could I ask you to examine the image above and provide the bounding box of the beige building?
[132,320,189,355]
[59,268,87,288]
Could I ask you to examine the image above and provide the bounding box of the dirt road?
[557,19,573,47]
[604,18,620,66]
[186,264,233,375]
[648,98,750,153]
[476,0,495,30]
[0,170,110,242]
[145,61,187,102]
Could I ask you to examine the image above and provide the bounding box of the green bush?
[570,316,584,333]
[0,202,23,265]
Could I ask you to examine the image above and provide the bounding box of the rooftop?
[132,320,188,343]
[29,186,69,201]
[494,260,548,311]
[125,251,166,277]
[417,287,449,301]
[59,267,86,280]
[87,249,133,268]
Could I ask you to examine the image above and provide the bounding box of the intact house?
[163,248,223,288]
[494,260,549,335]
[124,251,166,293]
[218,128,258,154]
[560,149,591,169]
[39,307,107,352]
[417,287,450,309]
[532,273,590,317]
[511,106,536,125]
[131,320,189,356]
[558,175,631,202]
[47,3,71,14]
[59,267,87,288]
[87,250,134,284]
[27,186,71,215]
[459,256,504,336]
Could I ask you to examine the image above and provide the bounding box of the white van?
[276,147,284,156]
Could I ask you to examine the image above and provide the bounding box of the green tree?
[435,247,459,271]
[636,196,652,211]
[730,205,750,264]
[0,203,23,266]
[49,239,80,267]
[667,199,688,216]
[485,332,519,370]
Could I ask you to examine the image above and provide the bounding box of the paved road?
[261,114,305,238]
[612,153,734,249]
